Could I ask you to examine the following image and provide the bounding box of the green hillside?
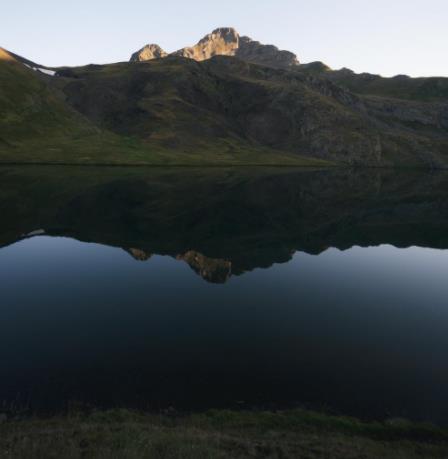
[1,46,448,167]
[0,50,329,167]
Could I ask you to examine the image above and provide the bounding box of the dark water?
[1,166,448,424]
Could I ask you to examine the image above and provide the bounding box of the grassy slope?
[0,52,329,167]
[57,58,383,166]
[49,57,448,168]
[1,409,447,458]
[2,46,447,168]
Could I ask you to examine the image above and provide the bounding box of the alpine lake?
[1,165,448,426]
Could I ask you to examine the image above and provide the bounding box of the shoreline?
[1,408,447,458]
[0,160,446,170]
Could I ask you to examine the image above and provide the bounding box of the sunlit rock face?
[130,44,168,62]
[171,28,240,61]
[130,27,300,69]
[0,47,15,61]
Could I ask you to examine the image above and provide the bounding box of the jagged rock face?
[236,36,299,68]
[299,61,332,73]
[172,27,239,61]
[130,27,300,69]
[130,44,167,62]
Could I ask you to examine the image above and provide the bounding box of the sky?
[2,0,447,77]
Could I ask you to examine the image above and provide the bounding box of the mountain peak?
[211,26,237,33]
[130,44,167,62]
[209,27,239,40]
[130,28,299,69]
[172,27,240,61]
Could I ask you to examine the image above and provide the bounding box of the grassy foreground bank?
[0,409,447,458]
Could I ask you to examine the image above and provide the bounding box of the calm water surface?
[0,166,447,424]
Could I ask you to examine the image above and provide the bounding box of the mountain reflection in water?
[2,166,448,282]
[1,166,448,424]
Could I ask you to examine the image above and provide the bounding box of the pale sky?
[2,0,447,77]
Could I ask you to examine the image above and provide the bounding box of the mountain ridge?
[1,28,448,168]
[130,27,300,69]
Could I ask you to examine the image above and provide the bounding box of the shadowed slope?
[0,48,324,166]
[0,49,101,155]
[57,56,448,166]
[1,40,448,167]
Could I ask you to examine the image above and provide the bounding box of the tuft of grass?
[0,408,447,458]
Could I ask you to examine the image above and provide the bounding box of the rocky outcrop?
[130,27,300,69]
[172,27,239,61]
[130,44,167,62]
[298,61,332,73]
[236,36,299,68]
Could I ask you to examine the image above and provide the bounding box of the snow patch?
[24,63,56,76]
[39,68,56,76]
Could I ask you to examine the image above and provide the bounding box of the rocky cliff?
[130,27,299,69]
[171,27,239,61]
[130,44,167,62]
[236,35,299,68]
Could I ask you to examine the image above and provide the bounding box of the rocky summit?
[130,27,300,69]
[130,44,167,62]
[171,27,240,61]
